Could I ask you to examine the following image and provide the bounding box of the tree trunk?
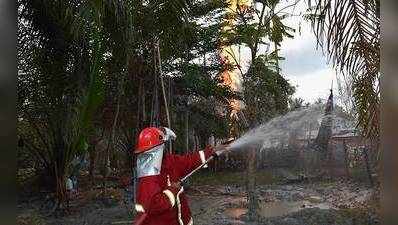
[89,145,96,186]
[363,147,374,187]
[103,81,122,193]
[142,86,146,124]
[54,165,67,210]
[185,110,189,152]
[246,146,259,221]
[192,130,196,151]
[343,140,350,178]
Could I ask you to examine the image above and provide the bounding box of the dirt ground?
[187,180,377,225]
[17,179,378,225]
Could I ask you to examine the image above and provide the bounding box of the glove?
[162,127,176,141]
[170,181,181,190]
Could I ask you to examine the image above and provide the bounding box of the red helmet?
[135,127,165,154]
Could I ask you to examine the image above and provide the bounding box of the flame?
[219,0,252,113]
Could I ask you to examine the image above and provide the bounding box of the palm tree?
[17,0,207,208]
[222,0,299,220]
[305,0,380,142]
[17,0,134,208]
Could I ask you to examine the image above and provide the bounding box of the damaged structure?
[212,88,377,184]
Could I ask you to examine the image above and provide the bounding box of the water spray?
[180,111,248,182]
[180,105,352,183]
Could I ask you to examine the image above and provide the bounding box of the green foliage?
[17,0,135,203]
[244,55,295,124]
[175,64,238,101]
[17,0,238,180]
[220,0,298,129]
[306,0,380,141]
[171,62,236,150]
[269,15,295,45]
[17,0,300,201]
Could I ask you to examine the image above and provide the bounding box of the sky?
[229,1,340,104]
[277,1,339,104]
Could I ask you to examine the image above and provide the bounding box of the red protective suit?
[134,147,214,225]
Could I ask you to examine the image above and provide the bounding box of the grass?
[189,170,276,186]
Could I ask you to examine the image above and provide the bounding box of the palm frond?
[306,0,380,140]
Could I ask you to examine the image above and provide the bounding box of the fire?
[219,0,252,113]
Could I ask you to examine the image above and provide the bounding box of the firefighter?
[133,126,225,225]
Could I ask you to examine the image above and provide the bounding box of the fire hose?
[180,138,234,182]
[180,146,231,182]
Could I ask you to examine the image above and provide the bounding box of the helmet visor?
[136,144,164,178]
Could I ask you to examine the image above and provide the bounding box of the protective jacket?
[134,146,214,225]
